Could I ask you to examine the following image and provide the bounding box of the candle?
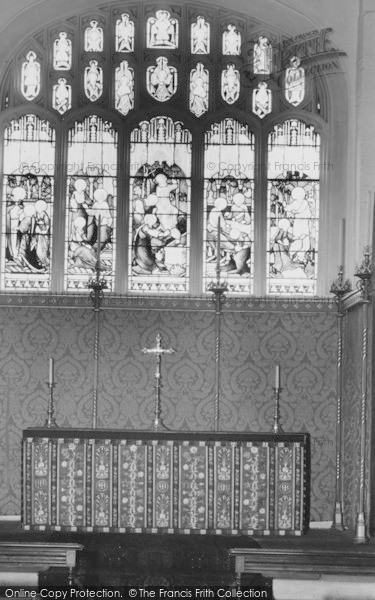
[275,365,280,390]
[49,358,54,386]
[365,192,373,248]
[338,218,345,267]
[96,215,101,263]
[216,217,221,275]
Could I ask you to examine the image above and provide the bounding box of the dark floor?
[0,521,374,588]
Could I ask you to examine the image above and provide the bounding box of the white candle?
[365,192,373,248]
[275,365,280,390]
[49,358,54,386]
[338,218,345,267]
[96,215,101,262]
[216,217,221,274]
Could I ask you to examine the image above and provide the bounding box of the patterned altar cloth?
[22,429,309,535]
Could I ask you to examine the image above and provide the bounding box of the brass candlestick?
[44,382,57,428]
[272,387,283,434]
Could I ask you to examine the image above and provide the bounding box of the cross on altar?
[142,333,175,431]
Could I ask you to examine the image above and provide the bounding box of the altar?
[22,429,309,535]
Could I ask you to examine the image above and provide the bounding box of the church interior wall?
[0,303,336,523]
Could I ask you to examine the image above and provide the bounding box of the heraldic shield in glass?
[267,119,320,296]
[65,116,117,291]
[204,119,254,294]
[129,117,191,294]
[2,115,55,290]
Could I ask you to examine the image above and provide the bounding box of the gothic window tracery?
[1,3,328,297]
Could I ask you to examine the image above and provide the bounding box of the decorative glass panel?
[191,16,210,54]
[267,120,320,295]
[252,82,272,118]
[53,32,72,70]
[115,13,134,52]
[65,116,117,291]
[115,61,134,115]
[285,57,305,107]
[2,115,55,290]
[129,117,192,294]
[21,51,41,100]
[253,36,272,74]
[221,64,240,104]
[223,25,241,55]
[84,21,104,52]
[52,78,71,114]
[204,119,255,294]
[146,57,177,102]
[190,63,209,117]
[84,60,103,101]
[147,10,179,49]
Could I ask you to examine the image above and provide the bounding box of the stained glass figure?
[115,13,134,52]
[21,51,41,100]
[84,21,104,52]
[115,61,134,116]
[84,60,103,101]
[189,63,209,117]
[52,78,71,114]
[223,24,241,55]
[221,64,240,104]
[267,120,320,295]
[147,10,179,49]
[191,16,210,54]
[252,82,272,118]
[146,57,177,102]
[285,56,305,107]
[2,115,55,290]
[53,32,72,70]
[253,36,272,74]
[204,119,255,294]
[65,116,117,291]
[129,117,192,293]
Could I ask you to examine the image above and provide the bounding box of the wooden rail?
[0,542,83,586]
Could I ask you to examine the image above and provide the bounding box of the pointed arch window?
[1,4,328,297]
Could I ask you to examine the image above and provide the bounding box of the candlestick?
[339,218,345,267]
[49,357,54,386]
[275,364,280,390]
[216,217,221,278]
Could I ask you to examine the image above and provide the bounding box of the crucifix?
[142,333,175,431]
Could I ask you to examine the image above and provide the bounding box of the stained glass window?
[129,117,191,294]
[115,13,134,52]
[52,78,72,114]
[253,36,272,74]
[223,25,241,55]
[204,119,254,294]
[146,57,177,102]
[84,60,103,101]
[2,115,55,290]
[3,4,328,296]
[267,120,320,295]
[21,51,41,100]
[147,10,179,49]
[252,82,272,118]
[65,116,117,291]
[53,32,72,70]
[285,57,305,107]
[84,21,104,52]
[115,61,134,115]
[221,64,240,104]
[191,16,210,54]
[190,63,209,117]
